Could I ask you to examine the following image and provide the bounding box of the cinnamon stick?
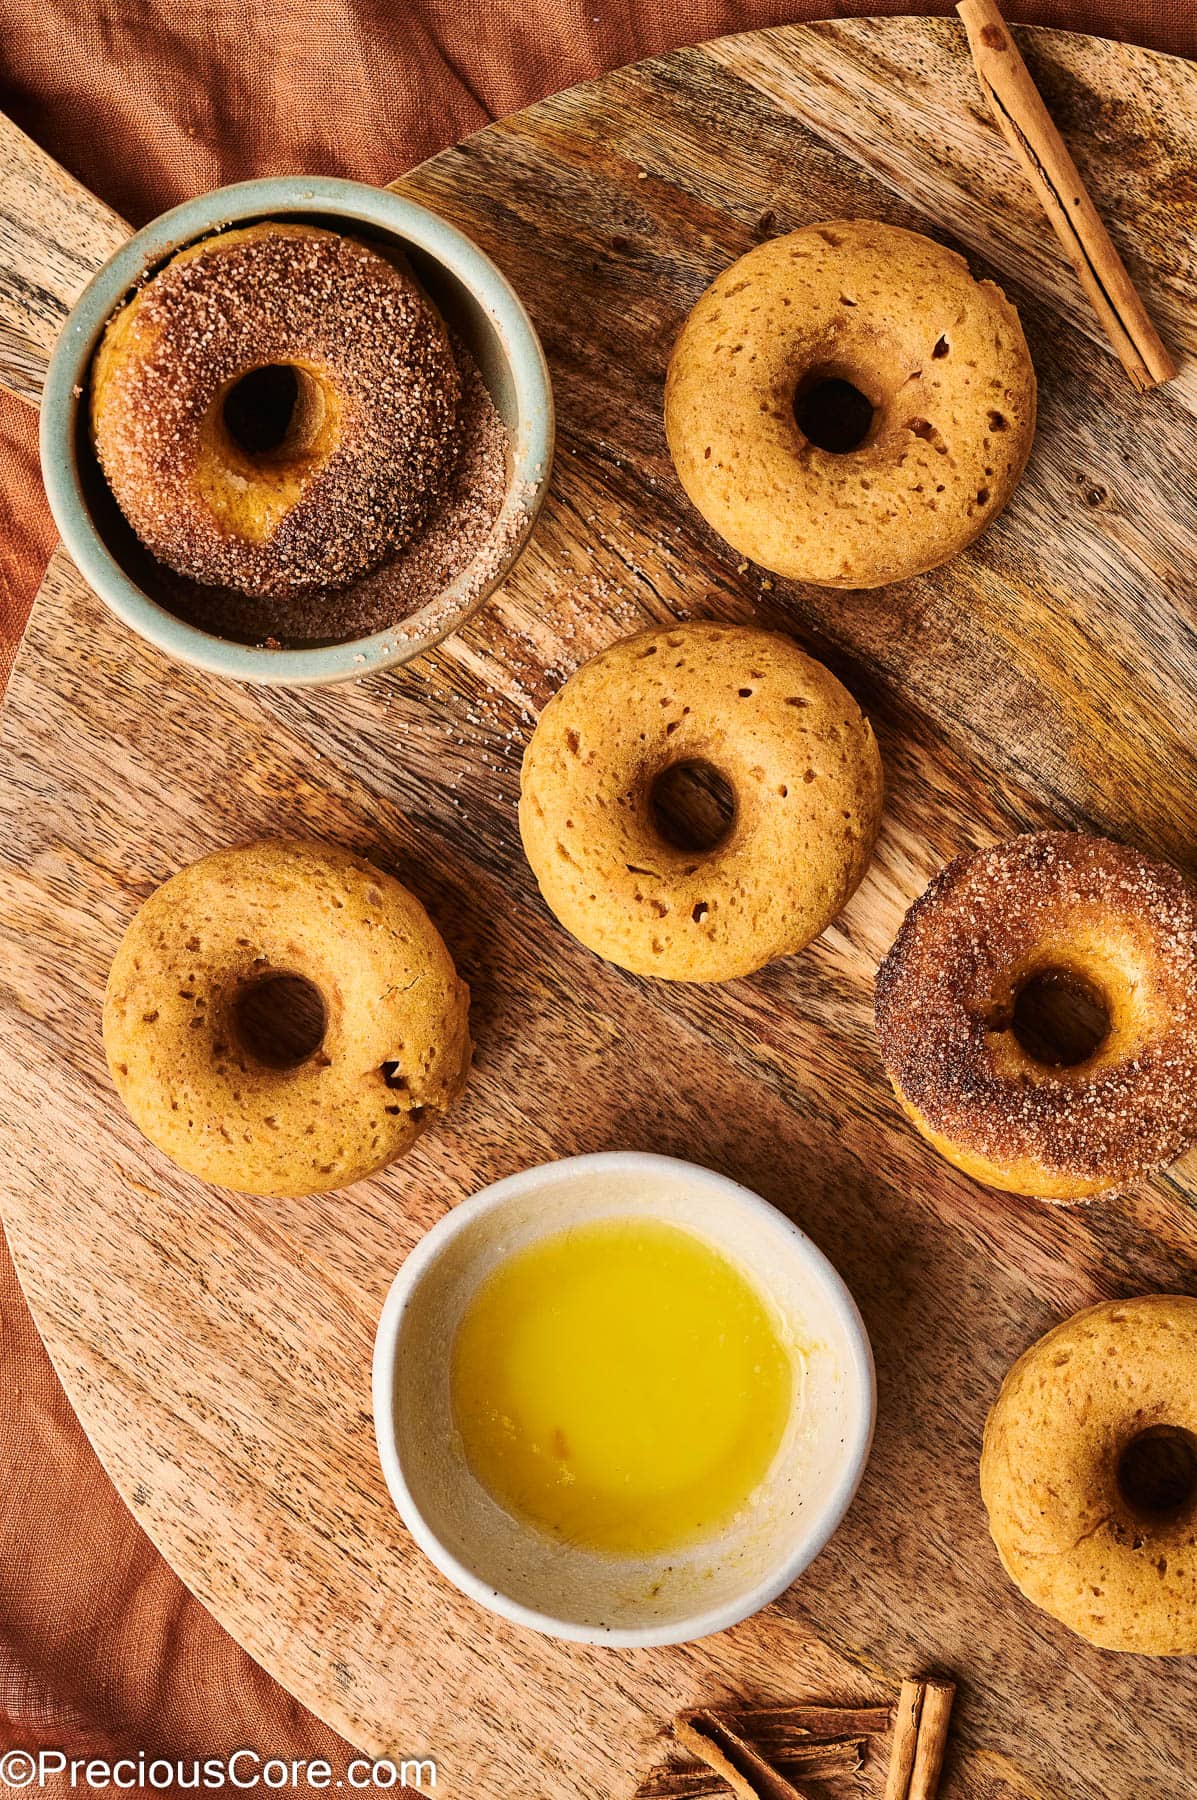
[884,1679,925,1800]
[672,1711,809,1800]
[638,1740,865,1800]
[654,1696,895,1800]
[909,1678,956,1800]
[728,1702,894,1742]
[956,0,1176,392]
[637,1770,728,1800]
[884,1676,956,1800]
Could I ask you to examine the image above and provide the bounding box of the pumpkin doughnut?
[665,220,1036,587]
[103,840,471,1197]
[90,222,461,598]
[875,832,1197,1201]
[981,1296,1197,1655]
[518,622,883,982]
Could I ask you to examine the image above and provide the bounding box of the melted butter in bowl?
[372,1152,874,1647]
[451,1216,798,1558]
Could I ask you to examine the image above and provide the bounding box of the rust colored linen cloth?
[0,0,1193,1783]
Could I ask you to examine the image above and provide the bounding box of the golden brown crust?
[518,622,883,982]
[103,839,471,1196]
[886,1076,1115,1202]
[875,832,1197,1200]
[981,1296,1197,1655]
[665,220,1036,588]
[91,223,461,598]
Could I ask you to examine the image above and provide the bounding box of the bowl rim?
[39,175,554,687]
[371,1149,876,1647]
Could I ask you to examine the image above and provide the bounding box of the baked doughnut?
[665,220,1036,587]
[518,622,883,982]
[103,840,471,1197]
[875,831,1197,1201]
[91,223,461,598]
[981,1296,1197,1655]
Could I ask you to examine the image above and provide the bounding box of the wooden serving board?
[1,18,1195,1799]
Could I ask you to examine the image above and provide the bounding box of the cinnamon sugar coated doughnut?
[981,1296,1197,1654]
[665,220,1036,587]
[875,832,1197,1200]
[518,622,883,982]
[90,223,461,598]
[103,841,471,1197]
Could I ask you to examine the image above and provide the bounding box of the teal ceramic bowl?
[40,177,554,686]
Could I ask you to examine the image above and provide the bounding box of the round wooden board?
[1,17,1195,1800]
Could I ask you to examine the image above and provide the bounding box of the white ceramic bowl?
[372,1151,875,1646]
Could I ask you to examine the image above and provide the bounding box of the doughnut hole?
[793,366,876,454]
[220,362,335,466]
[234,970,327,1069]
[1010,967,1111,1067]
[1117,1426,1197,1522]
[203,360,343,540]
[650,760,736,854]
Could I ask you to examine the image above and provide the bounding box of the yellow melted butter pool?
[450,1216,796,1555]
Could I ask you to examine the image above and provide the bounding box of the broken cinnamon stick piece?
[639,1740,864,1800]
[636,1769,725,1800]
[728,1702,894,1741]
[673,1710,808,1800]
[884,1679,925,1800]
[956,0,1176,392]
[766,1741,865,1769]
[909,1677,956,1800]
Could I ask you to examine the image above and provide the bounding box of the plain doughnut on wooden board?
[664,220,1037,588]
[0,18,1195,1800]
[518,622,884,981]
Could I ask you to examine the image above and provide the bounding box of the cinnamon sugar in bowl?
[41,177,553,686]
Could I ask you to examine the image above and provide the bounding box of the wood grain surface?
[1,18,1195,1800]
[0,110,127,404]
